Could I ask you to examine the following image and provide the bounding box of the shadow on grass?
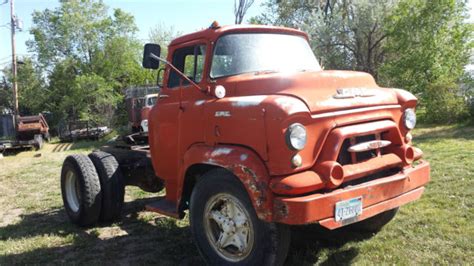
[0,196,375,266]
[0,196,375,265]
[414,124,474,142]
[0,197,202,265]
[68,139,111,151]
[285,224,373,265]
[0,147,35,156]
[49,138,112,153]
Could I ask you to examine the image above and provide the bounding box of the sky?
[0,0,473,70]
[0,0,265,68]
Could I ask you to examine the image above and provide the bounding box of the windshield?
[147,96,157,106]
[210,33,321,79]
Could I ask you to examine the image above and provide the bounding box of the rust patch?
[228,164,272,220]
[240,165,268,204]
[271,182,292,191]
[274,201,289,220]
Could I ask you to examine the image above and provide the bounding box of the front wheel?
[189,169,290,265]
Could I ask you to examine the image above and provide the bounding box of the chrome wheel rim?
[203,193,254,262]
[65,170,81,212]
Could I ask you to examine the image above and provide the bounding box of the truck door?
[149,42,208,196]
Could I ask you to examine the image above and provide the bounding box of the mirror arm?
[149,53,207,94]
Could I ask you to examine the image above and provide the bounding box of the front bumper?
[273,161,430,229]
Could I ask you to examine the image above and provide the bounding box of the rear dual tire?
[61,152,124,226]
[61,154,102,226]
[89,151,125,222]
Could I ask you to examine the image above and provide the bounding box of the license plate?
[335,197,363,222]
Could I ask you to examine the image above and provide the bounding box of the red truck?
[125,87,159,133]
[60,23,430,265]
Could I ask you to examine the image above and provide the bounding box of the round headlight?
[404,108,416,130]
[287,123,307,150]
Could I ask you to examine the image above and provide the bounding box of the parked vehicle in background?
[139,94,158,133]
[60,23,430,265]
[125,87,159,133]
[0,113,50,152]
[58,120,111,142]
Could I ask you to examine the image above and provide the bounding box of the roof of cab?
[169,24,308,47]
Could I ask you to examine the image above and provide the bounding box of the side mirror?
[142,43,161,69]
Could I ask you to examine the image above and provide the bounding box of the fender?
[181,144,274,221]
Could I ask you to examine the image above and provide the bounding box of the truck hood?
[226,70,399,113]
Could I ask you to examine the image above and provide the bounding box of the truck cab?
[143,23,430,263]
[61,23,430,265]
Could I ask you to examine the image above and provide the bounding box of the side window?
[168,45,206,88]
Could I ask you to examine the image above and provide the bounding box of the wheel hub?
[204,193,254,262]
[65,170,81,213]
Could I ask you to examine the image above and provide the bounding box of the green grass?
[1,126,473,265]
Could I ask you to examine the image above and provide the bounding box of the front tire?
[189,169,290,265]
[61,154,102,226]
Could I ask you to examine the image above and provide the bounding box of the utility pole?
[10,0,19,116]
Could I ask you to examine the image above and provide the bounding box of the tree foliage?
[23,0,154,127]
[0,77,12,112]
[380,0,472,123]
[1,58,44,115]
[148,23,182,59]
[252,0,473,123]
[252,0,396,78]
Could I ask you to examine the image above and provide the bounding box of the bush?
[420,81,469,124]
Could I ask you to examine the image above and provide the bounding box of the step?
[145,197,182,219]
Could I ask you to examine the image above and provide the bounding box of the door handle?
[159,94,169,99]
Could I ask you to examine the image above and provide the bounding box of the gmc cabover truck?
[60,23,430,265]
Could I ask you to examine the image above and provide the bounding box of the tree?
[234,0,255,24]
[252,0,473,123]
[1,58,45,115]
[251,0,396,78]
[148,23,182,59]
[27,0,153,127]
[28,1,137,70]
[380,0,473,123]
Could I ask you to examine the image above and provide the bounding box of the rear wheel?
[44,132,51,142]
[34,134,43,150]
[61,154,102,226]
[190,169,290,265]
[348,208,399,232]
[89,151,125,222]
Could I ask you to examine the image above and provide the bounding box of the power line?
[0,54,30,61]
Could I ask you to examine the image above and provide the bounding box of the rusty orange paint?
[270,171,325,196]
[145,24,430,226]
[273,161,430,224]
[140,106,151,123]
[319,186,425,230]
[181,144,274,221]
